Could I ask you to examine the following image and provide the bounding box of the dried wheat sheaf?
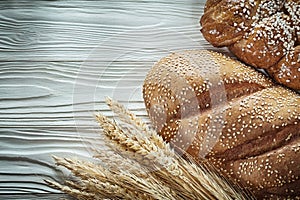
[46,97,253,200]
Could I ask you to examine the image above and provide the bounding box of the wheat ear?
[98,99,249,200]
[46,98,252,200]
[105,97,168,150]
[52,156,172,199]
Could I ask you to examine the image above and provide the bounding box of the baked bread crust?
[267,46,300,90]
[143,50,300,199]
[228,13,295,69]
[200,0,300,90]
[200,0,258,46]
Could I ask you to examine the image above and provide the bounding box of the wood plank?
[0,0,211,197]
[0,126,110,196]
[0,0,206,62]
[0,61,151,127]
[0,194,73,200]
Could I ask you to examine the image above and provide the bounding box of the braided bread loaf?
[200,0,300,90]
[143,50,300,199]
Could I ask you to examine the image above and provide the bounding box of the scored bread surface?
[143,50,300,199]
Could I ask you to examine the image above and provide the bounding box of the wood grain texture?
[0,0,212,198]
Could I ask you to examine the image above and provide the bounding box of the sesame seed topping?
[143,50,300,198]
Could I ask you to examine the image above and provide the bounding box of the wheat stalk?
[46,98,252,200]
[104,98,250,199]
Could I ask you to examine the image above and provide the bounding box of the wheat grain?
[105,97,170,151]
[46,98,252,200]
[101,100,249,199]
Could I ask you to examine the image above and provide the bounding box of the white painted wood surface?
[0,0,220,198]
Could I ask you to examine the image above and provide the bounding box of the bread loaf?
[200,0,300,90]
[143,50,300,199]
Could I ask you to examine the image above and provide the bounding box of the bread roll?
[143,50,300,199]
[200,0,300,91]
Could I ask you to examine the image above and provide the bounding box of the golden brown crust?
[267,46,300,90]
[203,0,222,12]
[143,50,273,132]
[224,138,300,199]
[228,13,295,69]
[200,0,259,46]
[200,0,300,90]
[143,50,300,199]
[285,0,300,44]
